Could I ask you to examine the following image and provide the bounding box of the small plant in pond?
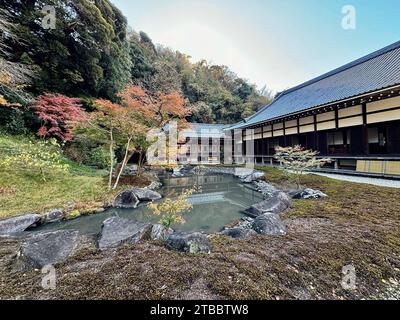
[274,145,331,188]
[67,210,81,220]
[147,188,196,228]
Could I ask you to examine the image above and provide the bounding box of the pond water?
[33,174,264,235]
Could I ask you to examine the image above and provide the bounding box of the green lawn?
[0,135,116,218]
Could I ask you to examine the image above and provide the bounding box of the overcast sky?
[111,0,400,93]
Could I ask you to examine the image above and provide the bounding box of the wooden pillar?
[283,120,287,146]
[335,109,339,130]
[242,129,245,158]
[261,126,265,164]
[313,114,318,149]
[362,103,369,155]
[297,118,300,135]
[231,130,234,163]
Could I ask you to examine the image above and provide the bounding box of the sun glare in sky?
[112,0,400,92]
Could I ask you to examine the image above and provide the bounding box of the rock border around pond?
[244,191,292,218]
[113,188,162,209]
[14,230,93,270]
[98,217,152,250]
[0,213,42,235]
[165,231,211,254]
[0,166,330,266]
[0,177,164,236]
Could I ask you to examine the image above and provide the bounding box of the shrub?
[89,146,111,169]
[29,93,87,141]
[147,188,195,228]
[274,145,331,188]
[0,107,27,134]
[0,137,69,181]
[64,141,115,170]
[0,90,40,135]
[67,210,81,220]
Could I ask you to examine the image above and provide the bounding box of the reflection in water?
[33,174,264,235]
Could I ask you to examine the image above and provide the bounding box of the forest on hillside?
[0,0,272,130]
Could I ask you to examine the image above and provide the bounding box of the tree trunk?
[108,130,114,190]
[137,150,145,177]
[113,138,132,190]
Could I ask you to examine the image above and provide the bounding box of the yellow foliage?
[0,138,69,181]
[0,73,12,86]
[147,188,197,228]
[0,95,7,106]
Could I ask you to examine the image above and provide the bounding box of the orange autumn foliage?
[117,85,192,129]
[90,84,191,189]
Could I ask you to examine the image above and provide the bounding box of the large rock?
[289,188,328,200]
[253,181,277,197]
[165,232,211,254]
[98,217,151,250]
[0,214,42,235]
[127,165,138,175]
[18,230,81,268]
[205,167,235,175]
[191,166,216,175]
[172,166,184,177]
[244,191,292,217]
[240,171,265,183]
[40,209,64,224]
[150,224,174,241]
[233,168,256,178]
[146,181,163,191]
[113,190,140,209]
[221,228,257,239]
[252,214,287,236]
[224,216,254,230]
[132,188,162,202]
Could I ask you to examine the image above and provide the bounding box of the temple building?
[176,123,230,165]
[227,41,400,176]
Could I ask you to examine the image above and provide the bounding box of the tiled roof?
[233,41,400,129]
[180,123,230,138]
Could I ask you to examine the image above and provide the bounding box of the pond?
[33,174,264,235]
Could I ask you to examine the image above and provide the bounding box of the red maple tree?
[30,93,87,141]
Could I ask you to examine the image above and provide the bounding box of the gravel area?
[311,172,400,189]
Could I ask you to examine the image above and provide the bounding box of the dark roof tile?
[234,41,400,129]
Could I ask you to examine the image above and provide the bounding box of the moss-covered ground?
[0,166,399,299]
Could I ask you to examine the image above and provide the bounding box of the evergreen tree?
[1,0,131,100]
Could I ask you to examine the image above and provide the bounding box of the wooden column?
[283,120,287,146]
[297,118,300,134]
[231,130,234,163]
[242,129,245,157]
[313,114,318,149]
[261,126,265,163]
[362,103,369,155]
[335,109,339,130]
